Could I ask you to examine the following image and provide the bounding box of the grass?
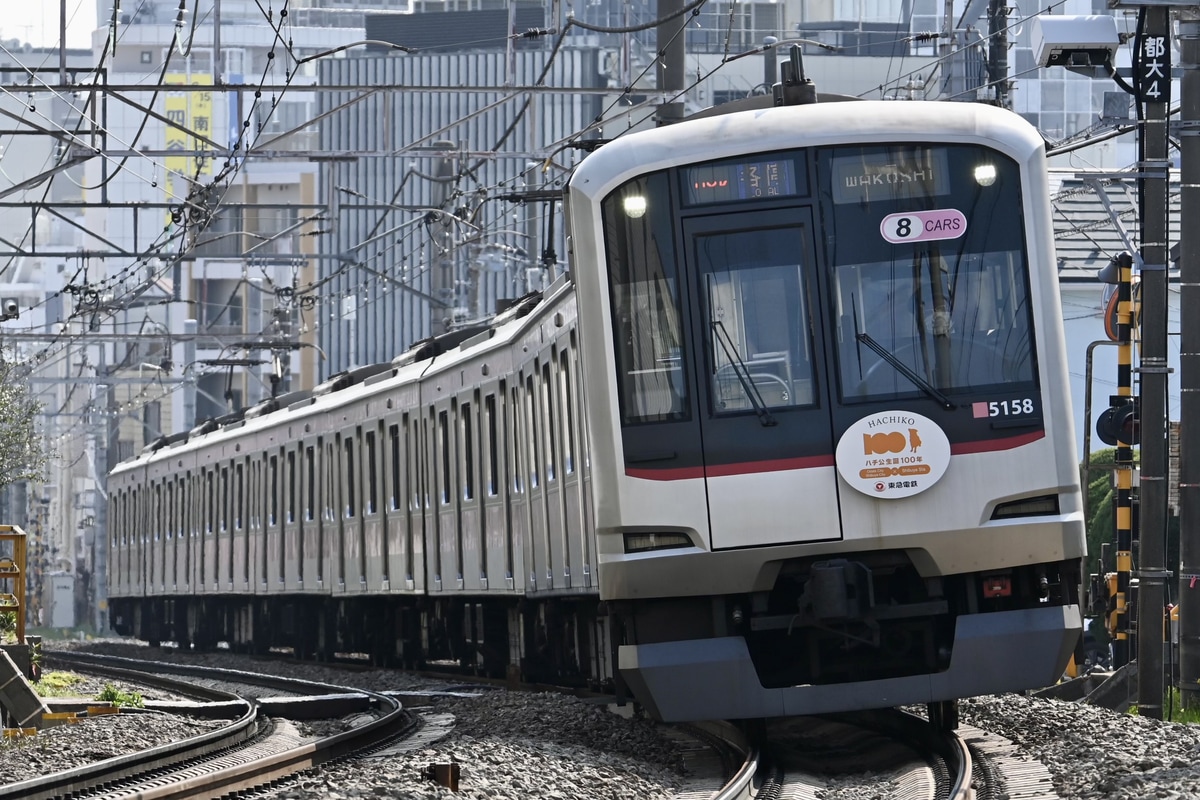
[31,670,84,697]
[95,683,144,708]
[1124,689,1200,723]
[1164,689,1200,724]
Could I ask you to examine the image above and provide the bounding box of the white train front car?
[567,101,1086,721]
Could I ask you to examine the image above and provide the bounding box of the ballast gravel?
[960,693,1200,800]
[6,641,1200,799]
[0,710,228,785]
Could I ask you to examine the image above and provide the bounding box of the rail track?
[8,645,1058,800]
[2,651,417,800]
[737,710,978,800]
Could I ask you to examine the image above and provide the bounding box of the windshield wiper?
[855,332,956,410]
[711,320,777,427]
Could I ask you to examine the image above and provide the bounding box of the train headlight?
[623,532,692,553]
[622,194,648,218]
[973,163,997,186]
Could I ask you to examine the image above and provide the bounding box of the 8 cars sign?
[880,208,967,244]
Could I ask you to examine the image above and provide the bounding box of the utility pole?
[1176,8,1200,710]
[656,0,685,125]
[430,142,458,337]
[1135,7,1171,720]
[91,337,110,635]
[183,319,198,430]
[987,0,1010,107]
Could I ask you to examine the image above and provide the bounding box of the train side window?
[244,461,252,583]
[305,446,316,522]
[462,402,474,501]
[154,484,162,541]
[405,415,416,581]
[601,171,688,425]
[389,425,402,511]
[485,394,498,496]
[184,473,193,539]
[366,430,379,515]
[166,482,174,541]
[235,463,244,530]
[542,361,557,482]
[345,437,357,518]
[324,439,337,523]
[525,375,540,489]
[559,349,575,474]
[221,467,230,532]
[205,469,214,535]
[439,410,451,505]
[407,414,420,512]
[251,461,258,532]
[510,384,524,494]
[287,450,297,524]
[269,455,279,527]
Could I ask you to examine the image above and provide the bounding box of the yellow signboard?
[164,74,214,222]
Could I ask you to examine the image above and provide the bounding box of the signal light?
[1096,397,1139,446]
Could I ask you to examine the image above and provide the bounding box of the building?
[0,0,1173,629]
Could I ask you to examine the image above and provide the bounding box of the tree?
[1084,447,1118,578]
[0,356,47,489]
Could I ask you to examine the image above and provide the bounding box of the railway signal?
[1096,396,1140,447]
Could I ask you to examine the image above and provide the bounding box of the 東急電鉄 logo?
[835,411,951,498]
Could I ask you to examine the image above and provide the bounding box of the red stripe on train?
[624,430,1046,481]
[949,429,1044,454]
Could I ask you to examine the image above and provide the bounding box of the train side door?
[683,208,842,549]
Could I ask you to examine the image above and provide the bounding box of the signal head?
[1096,398,1139,447]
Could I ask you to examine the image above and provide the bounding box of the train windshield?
[834,249,1034,401]
[823,144,1036,403]
[600,142,1037,426]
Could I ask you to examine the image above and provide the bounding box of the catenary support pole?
[1176,10,1200,711]
[1136,7,1170,720]
[656,0,685,126]
[987,0,1009,107]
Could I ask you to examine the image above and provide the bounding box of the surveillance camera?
[0,298,18,319]
[1032,15,1119,70]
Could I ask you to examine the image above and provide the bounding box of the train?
[107,94,1086,725]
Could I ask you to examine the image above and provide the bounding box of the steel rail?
[0,663,257,800]
[4,651,416,800]
[832,708,974,800]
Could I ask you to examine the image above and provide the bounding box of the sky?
[0,1,97,50]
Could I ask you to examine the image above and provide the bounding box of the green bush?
[95,683,144,708]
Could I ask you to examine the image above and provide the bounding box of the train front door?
[683,208,843,549]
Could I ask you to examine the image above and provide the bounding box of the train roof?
[568,101,1044,202]
[114,278,570,475]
